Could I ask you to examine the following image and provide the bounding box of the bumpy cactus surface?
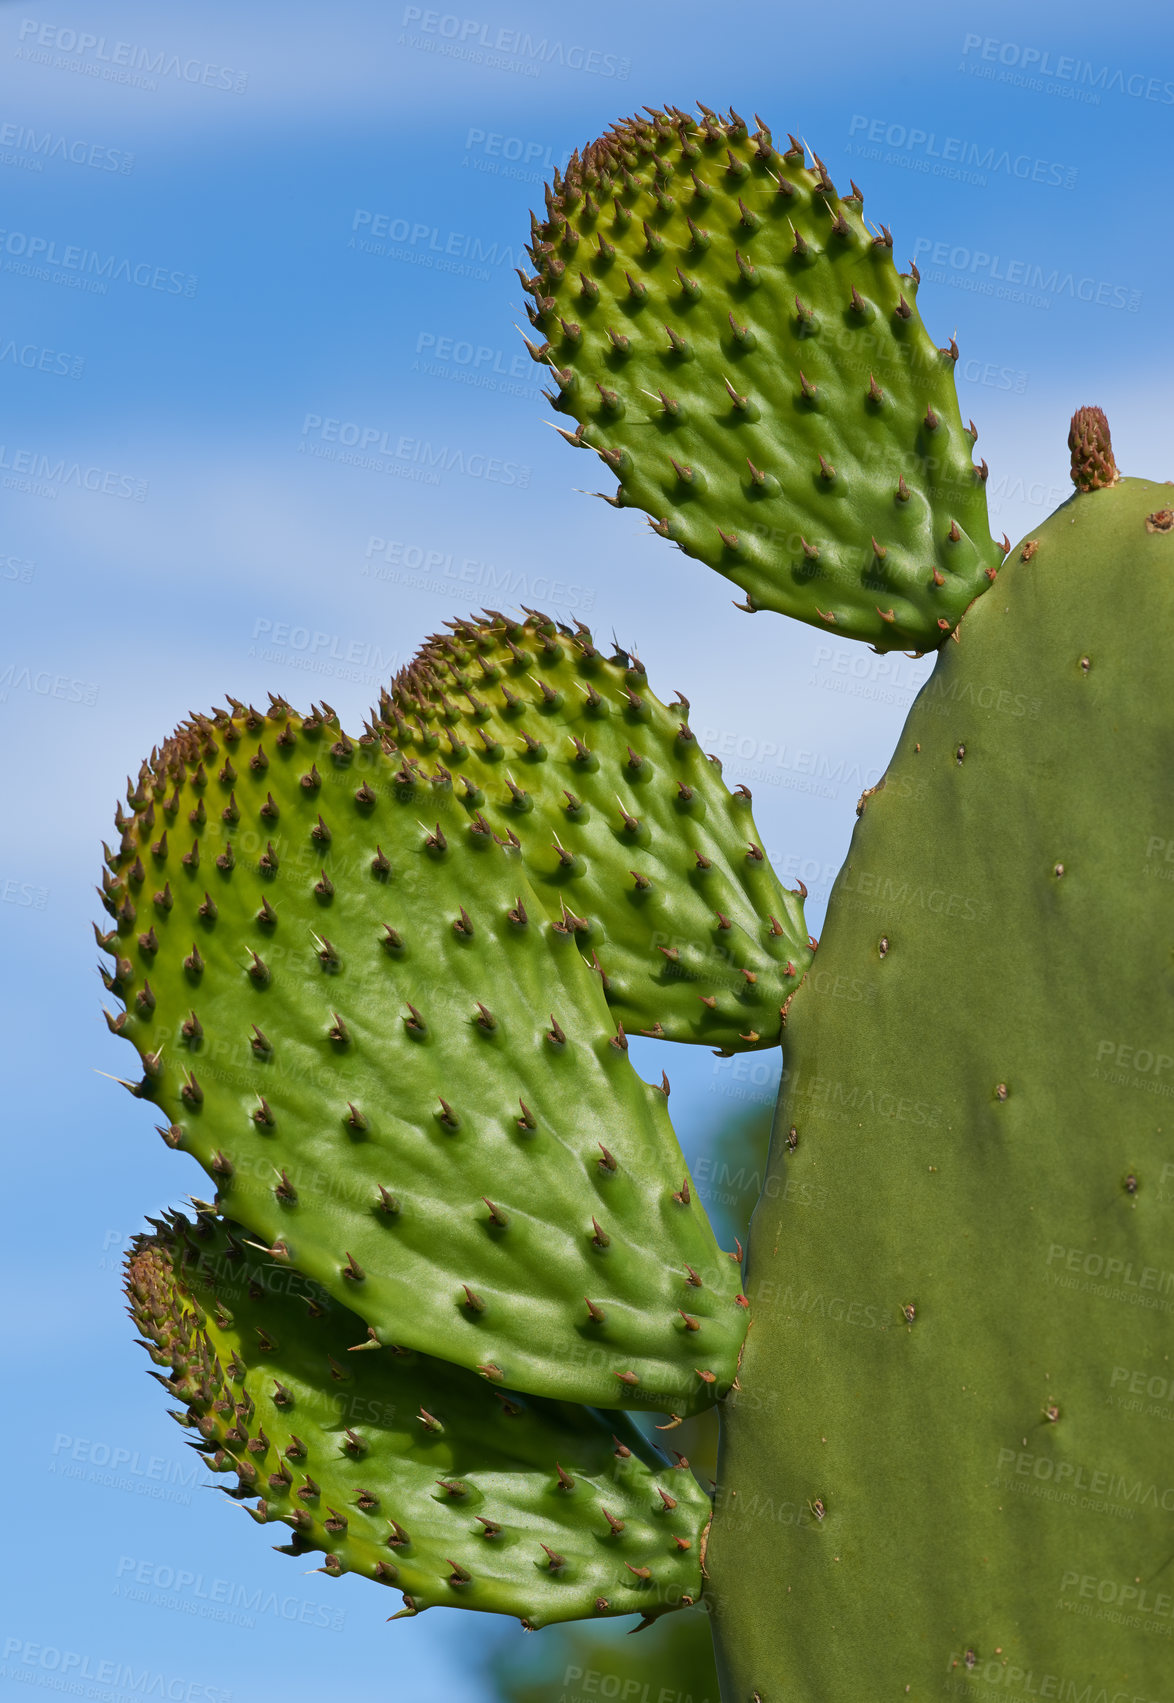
[520,106,1003,649]
[378,618,812,1048]
[129,1211,708,1625]
[101,102,1170,1696]
[711,468,1174,1699]
[102,621,763,1415]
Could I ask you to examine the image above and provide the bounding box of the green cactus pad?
[127,1212,708,1626]
[379,609,811,1050]
[99,696,747,1413]
[522,106,1003,650]
[711,474,1174,1697]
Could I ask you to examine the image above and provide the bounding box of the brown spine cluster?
[1068,405,1119,492]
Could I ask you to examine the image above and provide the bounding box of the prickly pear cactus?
[710,462,1174,1699]
[521,107,1003,649]
[378,612,811,1049]
[130,1210,709,1625]
[100,632,755,1413]
[103,97,1169,1691]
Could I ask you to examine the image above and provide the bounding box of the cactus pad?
[127,1212,709,1626]
[380,609,811,1049]
[522,106,1003,649]
[99,693,747,1412]
[711,473,1174,1698]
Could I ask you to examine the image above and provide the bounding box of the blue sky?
[2,0,1171,1696]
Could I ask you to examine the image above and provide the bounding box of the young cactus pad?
[98,648,750,1413]
[521,106,1003,649]
[127,1211,709,1625]
[378,610,811,1048]
[710,465,1174,1698]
